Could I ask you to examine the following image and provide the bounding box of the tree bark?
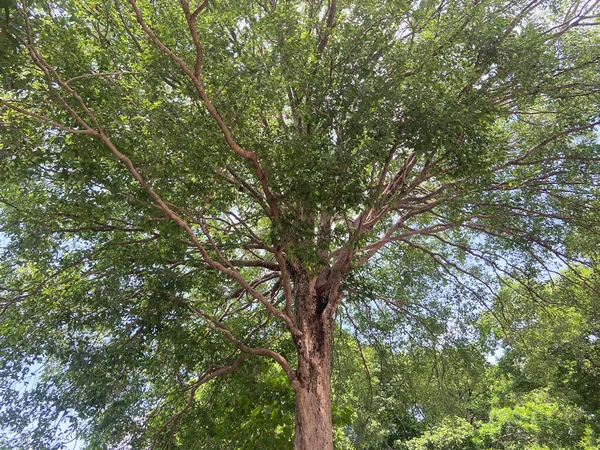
[292,267,338,450]
[293,361,333,450]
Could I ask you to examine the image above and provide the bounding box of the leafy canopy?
[1,0,599,448]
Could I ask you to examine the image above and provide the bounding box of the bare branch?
[180,0,204,78]
[316,0,336,53]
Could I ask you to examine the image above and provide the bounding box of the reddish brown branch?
[126,0,280,219]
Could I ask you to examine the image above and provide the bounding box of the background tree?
[396,265,600,450]
[1,0,599,448]
[480,264,600,445]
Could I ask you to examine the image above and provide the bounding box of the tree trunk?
[293,360,333,450]
[292,267,338,450]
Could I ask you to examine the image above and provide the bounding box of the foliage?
[400,417,477,450]
[397,393,595,450]
[482,266,600,428]
[172,362,296,449]
[476,391,586,450]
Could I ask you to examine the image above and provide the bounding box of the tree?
[395,265,600,450]
[480,264,600,438]
[1,0,599,448]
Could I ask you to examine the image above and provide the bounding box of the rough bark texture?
[294,364,333,450]
[292,267,339,450]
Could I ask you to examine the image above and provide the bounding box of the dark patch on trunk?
[313,316,327,355]
[315,290,328,316]
[286,260,298,279]
[314,268,331,317]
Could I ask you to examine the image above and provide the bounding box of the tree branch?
[126,0,280,219]
[151,354,245,450]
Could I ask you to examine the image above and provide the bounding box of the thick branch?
[187,303,297,383]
